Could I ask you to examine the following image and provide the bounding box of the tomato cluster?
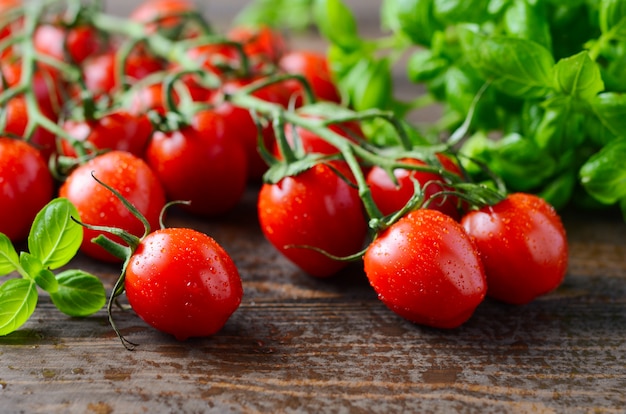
[0,0,570,343]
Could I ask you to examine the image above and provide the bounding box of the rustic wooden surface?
[2,1,626,413]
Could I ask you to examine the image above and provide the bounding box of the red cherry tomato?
[257,162,368,278]
[213,101,275,182]
[0,60,64,116]
[59,151,167,262]
[60,111,153,158]
[125,227,243,341]
[279,50,342,104]
[366,154,463,220]
[80,49,165,97]
[0,137,54,242]
[3,95,57,160]
[461,193,569,305]
[364,209,487,329]
[227,25,287,68]
[145,109,248,216]
[33,23,102,64]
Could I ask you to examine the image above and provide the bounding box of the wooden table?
[2,2,626,413]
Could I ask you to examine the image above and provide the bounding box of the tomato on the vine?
[124,227,243,341]
[461,193,568,305]
[364,208,487,329]
[60,111,153,158]
[279,50,342,105]
[33,23,103,64]
[2,95,58,160]
[0,137,54,242]
[366,154,463,220]
[59,150,167,262]
[257,162,368,278]
[227,25,287,68]
[145,108,248,216]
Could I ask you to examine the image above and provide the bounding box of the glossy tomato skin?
[33,24,102,64]
[364,209,487,329]
[257,162,368,278]
[366,154,462,220]
[279,50,342,104]
[145,109,248,216]
[60,111,153,158]
[124,227,243,341]
[0,138,54,242]
[59,151,166,262]
[3,95,57,160]
[461,193,568,305]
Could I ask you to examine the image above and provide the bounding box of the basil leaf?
[553,51,604,101]
[0,278,38,336]
[313,0,361,50]
[340,55,393,111]
[434,0,490,25]
[459,25,555,99]
[0,233,19,277]
[19,252,58,293]
[28,198,83,270]
[599,0,626,34]
[386,0,441,47]
[50,270,106,317]
[580,138,626,204]
[534,96,585,154]
[590,92,626,141]
[504,0,552,50]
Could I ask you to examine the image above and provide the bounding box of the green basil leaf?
[504,0,552,50]
[19,252,58,293]
[534,96,585,154]
[340,56,393,111]
[580,138,626,204]
[0,278,38,336]
[459,25,555,99]
[434,0,490,25]
[387,0,441,46]
[407,49,449,83]
[313,0,361,50]
[590,92,626,141]
[599,0,626,34]
[49,270,107,317]
[0,233,19,277]
[537,170,577,210]
[553,51,604,101]
[28,198,83,270]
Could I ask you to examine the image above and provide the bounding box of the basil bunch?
[312,0,626,216]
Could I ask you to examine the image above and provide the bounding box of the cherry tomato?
[257,162,368,278]
[279,50,342,105]
[0,60,64,116]
[3,95,57,160]
[145,109,248,216]
[59,151,167,262]
[213,100,275,182]
[60,111,153,158]
[125,227,243,341]
[227,25,287,70]
[0,137,54,242]
[80,49,165,97]
[366,154,463,220]
[461,193,568,305]
[364,209,487,329]
[33,23,103,64]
